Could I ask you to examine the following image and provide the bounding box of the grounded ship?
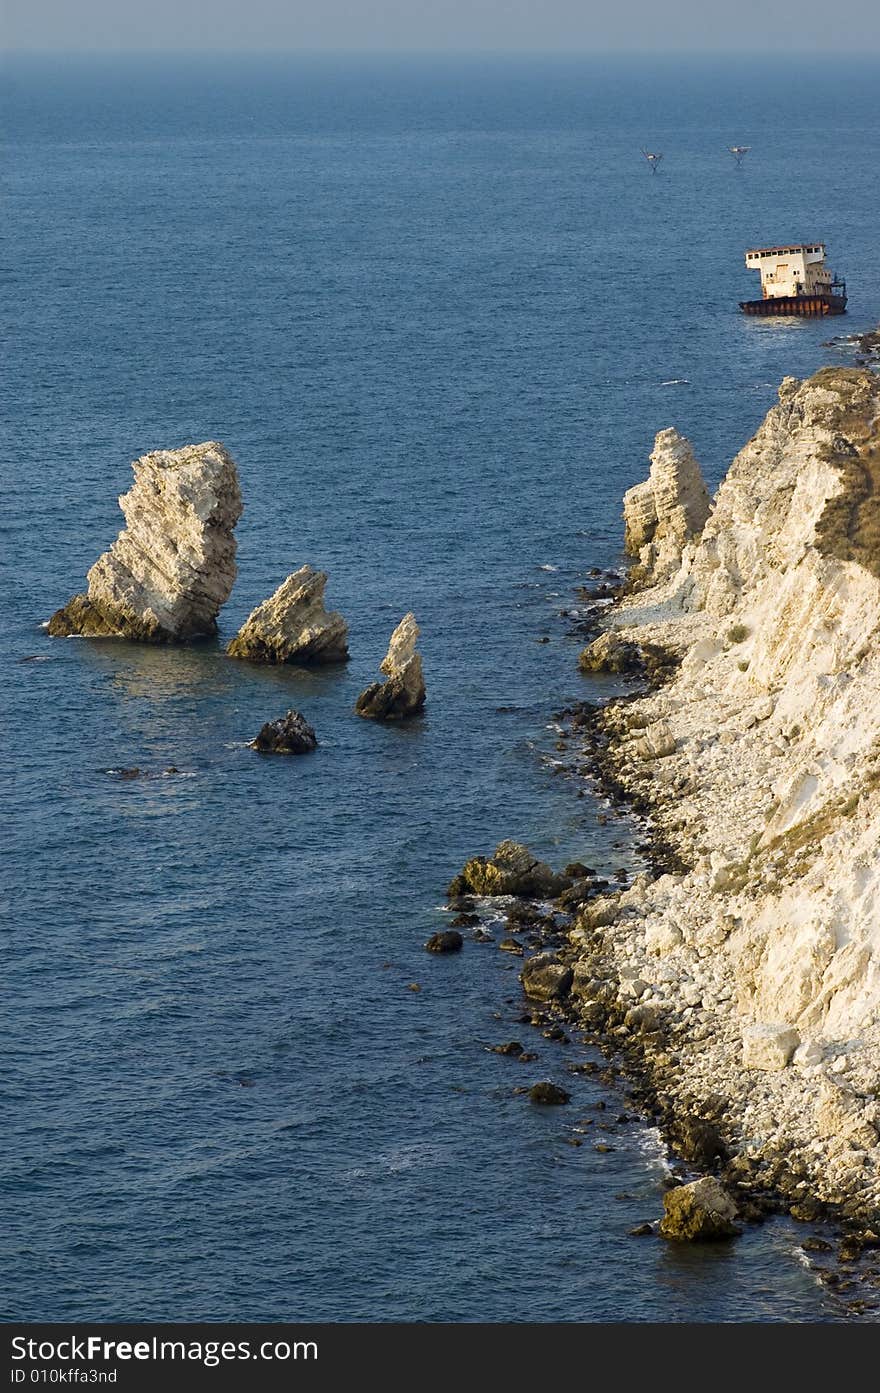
[740,243,847,316]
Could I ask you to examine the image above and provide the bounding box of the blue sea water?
[3,53,879,1324]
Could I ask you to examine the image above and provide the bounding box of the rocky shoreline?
[446,364,880,1310]
[827,322,880,368]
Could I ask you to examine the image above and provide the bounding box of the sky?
[3,0,880,54]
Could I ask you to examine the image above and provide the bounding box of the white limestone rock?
[623,427,711,584]
[645,921,684,955]
[355,612,426,720]
[227,564,349,664]
[815,1079,879,1152]
[48,442,242,641]
[742,1023,800,1071]
[632,720,676,760]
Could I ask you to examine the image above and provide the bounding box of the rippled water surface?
[3,53,879,1321]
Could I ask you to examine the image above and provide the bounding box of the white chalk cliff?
[583,367,880,1217]
[49,442,242,641]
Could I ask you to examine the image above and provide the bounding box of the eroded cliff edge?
[578,366,880,1221]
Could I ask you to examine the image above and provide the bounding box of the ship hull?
[739,293,847,317]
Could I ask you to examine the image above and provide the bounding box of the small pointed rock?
[355,612,426,720]
[227,565,348,664]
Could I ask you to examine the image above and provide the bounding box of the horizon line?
[3,45,880,59]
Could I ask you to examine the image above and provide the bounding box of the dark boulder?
[425,930,463,954]
[671,1114,728,1168]
[528,1082,571,1105]
[557,878,595,909]
[564,862,594,879]
[521,952,573,1002]
[578,632,644,675]
[250,710,318,755]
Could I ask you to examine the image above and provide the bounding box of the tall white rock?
[623,427,711,584]
[48,442,242,641]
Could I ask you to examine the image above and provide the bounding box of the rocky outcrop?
[48,442,241,641]
[250,710,317,755]
[659,1178,739,1241]
[227,565,348,664]
[355,612,425,720]
[573,366,880,1222]
[449,841,569,900]
[578,632,644,675]
[622,427,710,585]
[520,953,573,1002]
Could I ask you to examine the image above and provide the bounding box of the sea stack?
[48,442,242,642]
[355,612,425,720]
[227,565,349,664]
[622,427,711,585]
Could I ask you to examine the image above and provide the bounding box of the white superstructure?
[744,243,833,300]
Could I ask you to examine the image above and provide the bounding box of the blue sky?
[4,0,880,54]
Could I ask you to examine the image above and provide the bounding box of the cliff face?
[585,367,880,1216]
[49,442,242,642]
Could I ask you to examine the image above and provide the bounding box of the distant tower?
[642,150,663,174]
[728,145,750,167]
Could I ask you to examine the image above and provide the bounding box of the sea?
[3,53,879,1324]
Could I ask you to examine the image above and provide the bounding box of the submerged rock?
[49,442,242,641]
[355,612,426,720]
[499,937,525,955]
[228,565,348,664]
[528,1081,571,1106]
[250,710,318,755]
[659,1177,739,1241]
[450,840,569,899]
